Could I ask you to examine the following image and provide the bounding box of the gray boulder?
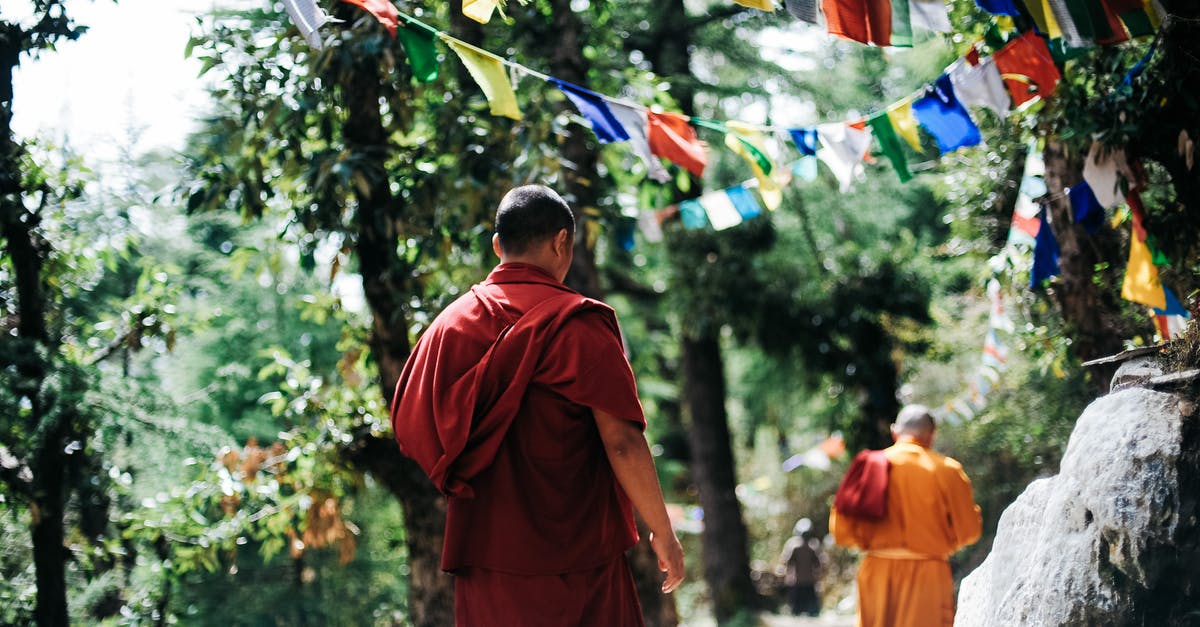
[956,387,1197,626]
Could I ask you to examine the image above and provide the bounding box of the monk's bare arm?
[593,409,685,593]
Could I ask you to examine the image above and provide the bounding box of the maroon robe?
[391,263,647,625]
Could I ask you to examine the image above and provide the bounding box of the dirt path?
[759,613,856,627]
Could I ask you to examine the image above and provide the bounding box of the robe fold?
[830,438,982,627]
[392,262,647,625]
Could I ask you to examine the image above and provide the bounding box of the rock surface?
[956,387,1193,626]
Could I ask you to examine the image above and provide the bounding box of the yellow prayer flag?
[725,122,782,211]
[1021,0,1062,39]
[734,0,775,10]
[462,0,499,24]
[1120,227,1167,309]
[440,35,521,120]
[886,100,922,153]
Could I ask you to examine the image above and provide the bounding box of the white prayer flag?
[948,57,1011,119]
[282,0,334,50]
[909,0,952,32]
[1083,141,1124,209]
[699,190,744,231]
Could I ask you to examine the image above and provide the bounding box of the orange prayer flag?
[647,111,707,178]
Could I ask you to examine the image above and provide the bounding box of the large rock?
[956,387,1196,626]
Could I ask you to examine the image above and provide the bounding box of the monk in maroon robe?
[391,185,685,626]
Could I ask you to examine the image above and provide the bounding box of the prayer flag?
[948,56,1012,118]
[1019,0,1064,39]
[788,128,819,156]
[725,122,783,211]
[726,186,763,220]
[1153,313,1189,341]
[912,74,982,153]
[976,0,1021,15]
[784,0,821,24]
[735,0,776,10]
[1068,181,1105,233]
[886,100,923,152]
[1121,220,1166,309]
[441,36,521,120]
[647,111,707,177]
[638,210,664,243]
[822,0,893,46]
[891,0,913,48]
[1109,0,1155,38]
[340,0,399,36]
[608,103,672,183]
[1154,286,1189,317]
[1031,208,1060,288]
[552,80,630,144]
[679,199,709,229]
[993,31,1062,107]
[283,0,335,49]
[910,0,952,32]
[867,111,912,182]
[1009,211,1040,246]
[698,190,745,231]
[396,23,440,83]
[817,122,872,193]
[792,156,820,182]
[1047,0,1090,48]
[1083,141,1124,208]
[462,0,499,24]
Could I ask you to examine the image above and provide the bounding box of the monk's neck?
[895,435,932,448]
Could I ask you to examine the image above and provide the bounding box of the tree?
[2,4,99,624]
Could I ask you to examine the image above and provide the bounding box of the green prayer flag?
[1119,9,1154,37]
[891,0,913,48]
[396,24,440,83]
[867,112,912,183]
[1062,0,1097,40]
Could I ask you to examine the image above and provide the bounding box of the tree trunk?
[1041,140,1124,385]
[681,333,758,621]
[638,0,759,619]
[336,32,454,626]
[2,33,70,623]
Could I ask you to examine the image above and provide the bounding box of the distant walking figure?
[780,518,823,616]
[829,405,982,627]
[391,185,684,626]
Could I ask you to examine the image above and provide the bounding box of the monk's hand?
[649,530,685,593]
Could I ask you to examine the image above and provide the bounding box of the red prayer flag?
[993,31,1062,107]
[647,111,707,178]
[339,0,399,36]
[821,0,892,46]
[833,449,889,520]
[1097,0,1132,45]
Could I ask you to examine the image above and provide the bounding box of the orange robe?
[829,437,982,627]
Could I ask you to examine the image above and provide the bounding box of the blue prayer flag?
[552,79,631,144]
[679,199,709,229]
[1031,208,1060,289]
[788,128,818,156]
[725,186,762,220]
[912,75,982,154]
[1154,287,1190,318]
[1069,181,1105,234]
[975,0,1019,16]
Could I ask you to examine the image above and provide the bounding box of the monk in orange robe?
[830,405,982,627]
[391,185,684,626]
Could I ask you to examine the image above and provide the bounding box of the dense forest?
[2,0,1198,625]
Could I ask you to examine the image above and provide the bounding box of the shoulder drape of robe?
[392,263,646,574]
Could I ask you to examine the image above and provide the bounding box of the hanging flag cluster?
[933,278,1018,425]
[283,2,1082,244]
[728,0,1162,50]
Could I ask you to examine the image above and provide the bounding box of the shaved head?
[893,405,936,442]
[495,185,575,256]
